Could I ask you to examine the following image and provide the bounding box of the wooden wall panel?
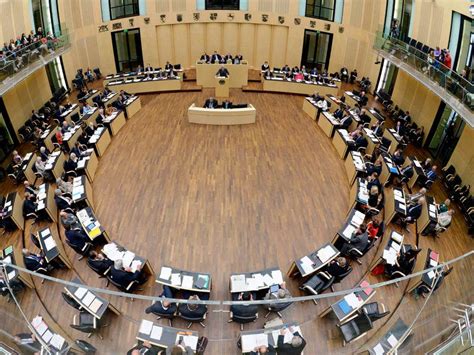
[270,26,288,67]
[206,23,222,54]
[2,70,52,138]
[222,23,239,55]
[189,23,206,63]
[85,36,100,68]
[156,25,174,66]
[239,24,256,66]
[172,24,190,68]
[81,0,95,27]
[274,0,290,14]
[448,127,474,188]
[156,0,170,12]
[254,25,272,67]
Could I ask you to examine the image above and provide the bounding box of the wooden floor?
[0,82,473,354]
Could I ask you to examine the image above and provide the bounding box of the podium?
[215,76,229,98]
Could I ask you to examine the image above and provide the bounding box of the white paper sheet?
[139,319,153,335]
[44,236,56,251]
[150,325,163,340]
[373,343,384,355]
[159,267,172,280]
[89,298,103,313]
[181,275,194,289]
[82,291,95,307]
[271,270,283,285]
[171,273,181,286]
[74,287,87,299]
[50,334,65,350]
[387,334,398,347]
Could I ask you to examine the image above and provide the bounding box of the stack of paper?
[300,256,314,274]
[344,293,362,308]
[343,224,356,239]
[130,260,142,273]
[317,245,336,263]
[139,319,153,335]
[251,273,265,287]
[271,270,283,285]
[159,267,172,280]
[181,275,194,289]
[387,334,398,347]
[150,325,163,340]
[82,292,95,307]
[50,334,65,350]
[171,273,182,286]
[352,210,365,226]
[241,334,268,353]
[383,248,397,266]
[231,274,246,292]
[44,236,56,251]
[122,251,136,268]
[180,335,199,350]
[391,231,403,244]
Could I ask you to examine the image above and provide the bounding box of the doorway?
[427,104,465,165]
[300,30,333,71]
[376,59,399,95]
[111,28,144,73]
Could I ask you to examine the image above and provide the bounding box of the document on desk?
[387,334,398,347]
[344,293,362,308]
[171,273,181,286]
[393,189,403,198]
[394,194,405,203]
[181,275,194,289]
[122,251,135,268]
[139,320,153,335]
[262,274,274,287]
[74,287,87,299]
[300,256,314,274]
[36,201,45,211]
[82,291,95,307]
[317,246,336,263]
[231,274,246,292]
[427,270,435,279]
[373,343,385,355]
[383,249,397,266]
[283,326,301,344]
[42,329,53,343]
[352,211,365,226]
[251,273,265,288]
[150,325,163,340]
[391,231,403,244]
[342,224,356,239]
[77,159,86,169]
[37,192,47,200]
[180,335,198,350]
[246,277,258,290]
[40,229,50,238]
[159,267,172,280]
[131,260,142,273]
[271,270,283,285]
[89,298,103,313]
[242,334,268,352]
[50,334,65,350]
[44,236,56,251]
[7,270,16,280]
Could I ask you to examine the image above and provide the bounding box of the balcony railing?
[0,31,71,95]
[373,32,474,126]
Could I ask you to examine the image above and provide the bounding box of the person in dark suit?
[23,181,38,196]
[216,65,230,78]
[146,298,177,317]
[234,53,243,63]
[64,152,78,172]
[204,97,218,109]
[403,197,425,224]
[221,100,233,109]
[54,189,74,211]
[88,251,113,275]
[351,132,368,151]
[224,53,233,62]
[367,172,382,191]
[200,52,210,63]
[110,259,146,289]
[14,333,42,355]
[339,115,352,130]
[22,249,46,272]
[178,294,207,319]
[340,67,349,82]
[39,146,50,161]
[165,61,173,71]
[359,91,368,106]
[261,61,270,72]
[392,149,405,166]
[230,291,258,318]
[326,257,350,277]
[22,193,37,218]
[127,341,160,355]
[395,120,405,137]
[96,107,106,125]
[277,326,306,355]
[340,226,369,256]
[359,109,371,124]
[211,51,222,63]
[65,228,89,250]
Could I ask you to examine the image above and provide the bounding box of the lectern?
[215,76,229,98]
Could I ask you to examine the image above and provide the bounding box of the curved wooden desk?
[187,103,256,125]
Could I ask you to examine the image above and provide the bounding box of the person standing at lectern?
[204,97,218,109]
[216,65,229,78]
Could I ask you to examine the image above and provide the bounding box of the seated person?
[264,281,291,300]
[77,87,88,100]
[423,165,438,185]
[349,132,368,151]
[216,65,229,78]
[277,326,306,354]
[105,103,118,116]
[84,122,96,137]
[325,257,350,277]
[421,157,432,171]
[56,177,73,194]
[392,149,405,166]
[70,142,88,158]
[402,197,425,225]
[165,340,194,355]
[88,251,113,275]
[437,198,451,213]
[23,181,38,196]
[80,101,94,115]
[359,109,370,124]
[340,225,369,256]
[408,187,426,206]
[145,295,177,317]
[367,219,381,240]
[204,97,218,109]
[385,246,420,277]
[340,67,349,82]
[261,61,270,72]
[59,210,81,230]
[22,193,37,218]
[109,259,147,289]
[230,291,258,318]
[22,249,47,272]
[366,155,383,176]
[221,99,233,109]
[435,209,454,231]
[178,294,207,319]
[65,228,89,250]
[200,52,210,63]
[54,188,74,211]
[339,115,352,130]
[14,333,42,355]
[365,185,383,211]
[234,53,243,63]
[414,265,452,299]
[64,152,78,173]
[61,120,71,134]
[39,146,50,161]
[127,341,160,355]
[367,172,381,191]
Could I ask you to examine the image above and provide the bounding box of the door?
[301,30,333,71]
[427,106,465,165]
[376,60,399,95]
[111,28,144,73]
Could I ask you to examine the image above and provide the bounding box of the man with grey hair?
[277,326,306,354]
[109,257,146,290]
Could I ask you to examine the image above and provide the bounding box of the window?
[112,29,144,72]
[109,0,139,20]
[205,0,239,10]
[305,0,335,22]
